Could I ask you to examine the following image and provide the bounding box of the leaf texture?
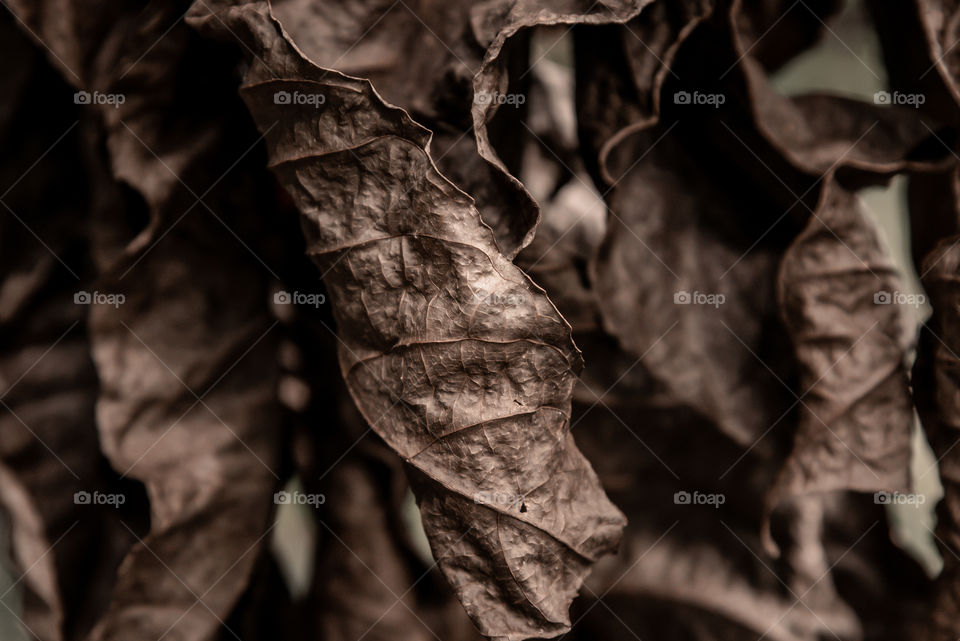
[188,2,626,639]
[766,178,914,540]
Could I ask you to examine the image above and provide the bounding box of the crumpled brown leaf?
[5,0,955,639]
[267,0,538,258]
[468,0,651,255]
[188,2,626,639]
[574,2,935,556]
[766,178,914,545]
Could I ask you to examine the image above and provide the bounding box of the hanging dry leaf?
[188,2,625,639]
[766,178,914,544]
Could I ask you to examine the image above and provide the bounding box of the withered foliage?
[3,1,960,640]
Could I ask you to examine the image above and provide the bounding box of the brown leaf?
[269,0,537,258]
[0,29,141,639]
[4,0,255,262]
[765,178,914,549]
[727,0,949,179]
[77,112,285,639]
[189,2,626,639]
[910,169,960,640]
[588,125,799,448]
[573,0,712,185]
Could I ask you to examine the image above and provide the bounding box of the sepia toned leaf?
[766,178,914,546]
[1,1,956,640]
[188,2,626,639]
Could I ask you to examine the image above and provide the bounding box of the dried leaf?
[82,150,283,640]
[910,169,960,640]
[189,2,626,639]
[0,31,140,639]
[766,178,914,546]
[588,125,799,448]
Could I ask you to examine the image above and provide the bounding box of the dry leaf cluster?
[4,1,960,640]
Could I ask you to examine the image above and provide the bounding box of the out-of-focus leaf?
[572,3,809,453]
[515,54,607,334]
[82,158,283,641]
[872,5,960,632]
[189,2,626,639]
[588,125,799,448]
[513,74,861,635]
[0,284,137,641]
[736,3,941,177]
[574,0,712,185]
[557,332,863,641]
[5,0,253,260]
[909,167,960,640]
[734,0,840,72]
[1,3,291,639]
[766,178,914,546]
[871,0,960,126]
[0,26,142,640]
[914,236,960,640]
[576,0,926,544]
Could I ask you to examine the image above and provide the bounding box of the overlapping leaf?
[766,178,914,538]
[188,2,626,639]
